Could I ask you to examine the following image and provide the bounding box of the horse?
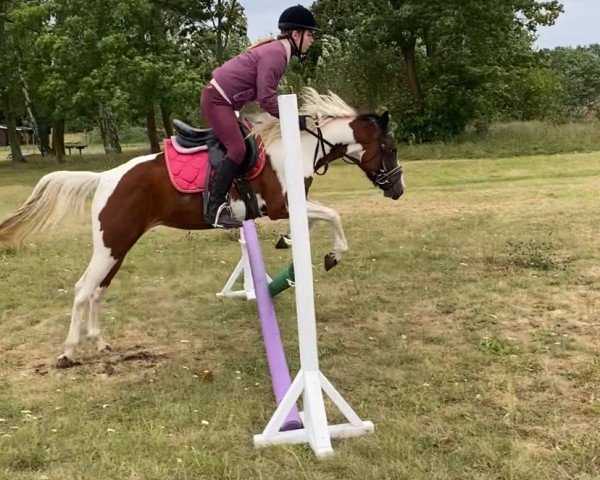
[0,88,404,368]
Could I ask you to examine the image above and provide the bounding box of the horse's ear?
[380,111,390,131]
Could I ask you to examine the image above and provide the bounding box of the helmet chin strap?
[287,32,306,60]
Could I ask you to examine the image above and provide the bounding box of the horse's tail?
[0,171,101,247]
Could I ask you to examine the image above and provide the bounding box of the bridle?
[303,120,403,191]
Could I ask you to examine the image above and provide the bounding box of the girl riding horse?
[202,5,318,229]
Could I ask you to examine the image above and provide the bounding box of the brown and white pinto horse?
[0,89,404,367]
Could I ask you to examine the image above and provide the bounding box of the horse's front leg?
[305,200,348,271]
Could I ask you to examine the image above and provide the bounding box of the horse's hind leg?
[57,252,118,368]
[275,234,292,249]
[87,287,110,352]
[87,259,123,353]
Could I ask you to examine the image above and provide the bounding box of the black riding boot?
[204,157,243,229]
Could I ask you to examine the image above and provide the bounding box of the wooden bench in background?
[64,143,88,155]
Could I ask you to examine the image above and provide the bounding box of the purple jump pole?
[242,220,302,431]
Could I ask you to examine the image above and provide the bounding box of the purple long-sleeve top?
[211,40,289,118]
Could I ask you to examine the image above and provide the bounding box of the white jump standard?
[216,229,272,300]
[253,94,374,457]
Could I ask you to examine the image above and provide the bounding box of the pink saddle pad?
[164,138,209,193]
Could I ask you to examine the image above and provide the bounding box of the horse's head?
[251,89,405,200]
[348,111,404,200]
[296,89,404,200]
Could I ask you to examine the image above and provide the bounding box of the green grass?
[0,149,599,479]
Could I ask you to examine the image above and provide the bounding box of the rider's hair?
[245,31,296,52]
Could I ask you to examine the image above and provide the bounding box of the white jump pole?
[253,94,373,457]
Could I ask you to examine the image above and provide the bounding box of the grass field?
[0,149,599,479]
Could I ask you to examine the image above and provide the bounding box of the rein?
[303,125,403,190]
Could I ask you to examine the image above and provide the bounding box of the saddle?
[164,118,266,218]
[173,118,261,172]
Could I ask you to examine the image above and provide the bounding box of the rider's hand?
[298,115,308,131]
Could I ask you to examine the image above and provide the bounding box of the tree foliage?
[542,45,600,118]
[2,0,599,155]
[1,0,247,158]
[310,0,565,140]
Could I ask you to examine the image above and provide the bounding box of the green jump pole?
[268,263,295,297]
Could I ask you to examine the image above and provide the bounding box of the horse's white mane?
[250,87,357,145]
[300,87,357,118]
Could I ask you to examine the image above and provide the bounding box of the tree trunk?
[38,117,51,155]
[423,27,436,58]
[146,107,161,153]
[2,94,26,164]
[0,11,24,164]
[160,103,173,137]
[216,0,224,64]
[401,41,423,107]
[52,118,66,164]
[18,67,41,147]
[223,0,237,54]
[216,29,223,64]
[97,103,122,154]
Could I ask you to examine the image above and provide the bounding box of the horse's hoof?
[324,253,339,271]
[56,355,81,369]
[275,235,291,249]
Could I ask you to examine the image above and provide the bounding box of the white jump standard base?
[253,94,373,457]
[217,229,271,300]
[253,371,374,457]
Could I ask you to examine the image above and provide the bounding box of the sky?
[239,0,314,41]
[535,0,599,49]
[238,0,599,49]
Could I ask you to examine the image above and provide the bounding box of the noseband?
[304,125,403,191]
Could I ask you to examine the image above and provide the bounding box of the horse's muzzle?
[384,184,404,200]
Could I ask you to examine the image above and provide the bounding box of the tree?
[181,0,247,65]
[0,0,27,163]
[543,45,600,118]
[4,0,248,160]
[312,0,564,140]
[208,0,246,64]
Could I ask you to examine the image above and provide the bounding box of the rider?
[200,5,318,228]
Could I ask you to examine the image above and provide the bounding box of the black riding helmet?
[278,5,318,31]
[278,5,318,59]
